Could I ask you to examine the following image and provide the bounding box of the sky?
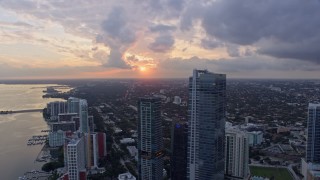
[0,0,320,79]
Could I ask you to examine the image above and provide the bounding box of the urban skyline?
[0,70,319,179]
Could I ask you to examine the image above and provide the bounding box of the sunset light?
[139,66,147,72]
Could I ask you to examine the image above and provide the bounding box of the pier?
[0,109,43,115]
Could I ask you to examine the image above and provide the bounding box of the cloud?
[199,0,320,63]
[157,56,320,78]
[97,7,136,68]
[201,38,223,50]
[104,49,131,69]
[101,7,136,46]
[0,62,101,79]
[180,2,204,31]
[226,44,240,57]
[0,0,320,79]
[149,34,175,53]
[167,0,185,10]
[149,24,176,33]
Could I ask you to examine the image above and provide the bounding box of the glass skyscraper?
[138,97,164,180]
[187,69,226,180]
[67,97,89,133]
[171,122,188,180]
[79,99,89,133]
[306,103,320,163]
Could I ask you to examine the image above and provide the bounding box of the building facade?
[187,69,226,180]
[47,101,68,120]
[301,103,320,180]
[307,103,320,163]
[79,99,89,133]
[67,97,80,114]
[67,137,86,180]
[48,130,65,147]
[225,128,249,179]
[247,131,263,146]
[138,97,164,180]
[171,122,188,180]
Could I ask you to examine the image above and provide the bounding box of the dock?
[0,109,43,115]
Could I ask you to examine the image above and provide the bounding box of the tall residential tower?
[187,69,226,180]
[138,97,164,180]
[301,103,320,180]
[171,122,188,180]
[225,128,249,179]
[306,103,320,163]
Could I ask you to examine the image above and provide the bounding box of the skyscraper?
[67,137,86,180]
[67,97,89,133]
[79,99,89,133]
[171,122,188,180]
[187,69,226,180]
[68,97,80,114]
[225,128,249,179]
[306,103,320,163]
[138,97,164,180]
[301,103,320,180]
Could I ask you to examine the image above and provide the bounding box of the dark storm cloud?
[149,34,175,53]
[199,0,320,63]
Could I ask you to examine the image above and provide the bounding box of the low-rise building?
[247,131,263,146]
[120,138,135,144]
[118,172,136,180]
[127,146,138,157]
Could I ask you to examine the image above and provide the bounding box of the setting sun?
[139,66,147,72]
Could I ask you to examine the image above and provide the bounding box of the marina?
[18,170,52,180]
[27,135,48,146]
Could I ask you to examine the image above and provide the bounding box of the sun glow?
[139,66,147,72]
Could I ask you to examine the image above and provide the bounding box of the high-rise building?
[97,132,107,158]
[51,121,76,132]
[225,128,249,179]
[187,69,226,180]
[68,97,80,114]
[58,113,78,122]
[138,97,164,180]
[47,101,68,121]
[79,99,89,133]
[301,103,320,180]
[67,97,90,133]
[171,122,188,180]
[307,103,320,163]
[48,130,65,147]
[89,133,99,168]
[66,137,86,180]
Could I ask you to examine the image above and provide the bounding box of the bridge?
[0,109,43,115]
